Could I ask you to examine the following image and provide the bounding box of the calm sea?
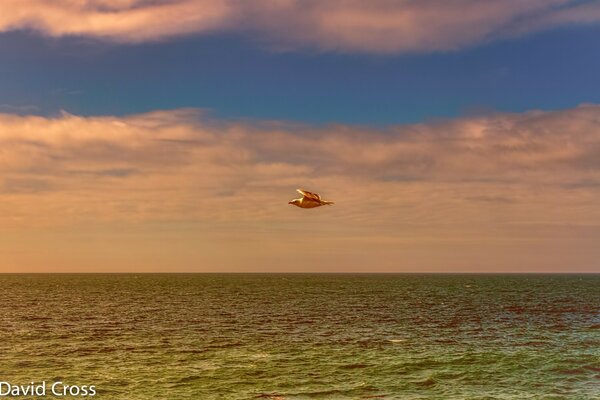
[0,274,598,399]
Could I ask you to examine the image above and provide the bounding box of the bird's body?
[289,189,334,208]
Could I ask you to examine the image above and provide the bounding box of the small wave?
[504,305,527,313]
[178,349,207,354]
[286,384,380,397]
[176,375,201,383]
[552,367,594,376]
[517,340,548,347]
[435,338,459,344]
[415,377,436,387]
[340,363,371,369]
[254,393,285,399]
[22,316,52,321]
[205,342,243,349]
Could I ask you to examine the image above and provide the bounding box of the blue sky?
[1,24,599,124]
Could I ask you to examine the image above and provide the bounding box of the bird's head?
[288,199,300,206]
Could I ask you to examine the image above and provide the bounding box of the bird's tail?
[321,200,334,205]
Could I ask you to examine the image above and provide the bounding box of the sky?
[1,0,600,272]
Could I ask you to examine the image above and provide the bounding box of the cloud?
[1,177,54,194]
[0,0,234,42]
[0,1,599,53]
[1,104,599,227]
[1,104,600,271]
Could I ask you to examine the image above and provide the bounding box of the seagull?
[288,189,334,208]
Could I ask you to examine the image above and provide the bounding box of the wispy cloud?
[0,0,233,43]
[1,1,599,53]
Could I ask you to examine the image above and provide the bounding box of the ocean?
[0,274,598,399]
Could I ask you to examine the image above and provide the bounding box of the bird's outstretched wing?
[297,189,321,201]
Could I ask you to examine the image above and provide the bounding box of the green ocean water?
[0,274,598,399]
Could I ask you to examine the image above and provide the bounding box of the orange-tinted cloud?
[1,1,600,52]
[1,105,599,271]
[0,0,234,42]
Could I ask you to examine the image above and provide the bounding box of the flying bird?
[288,189,334,208]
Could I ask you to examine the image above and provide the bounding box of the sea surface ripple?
[0,274,598,399]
